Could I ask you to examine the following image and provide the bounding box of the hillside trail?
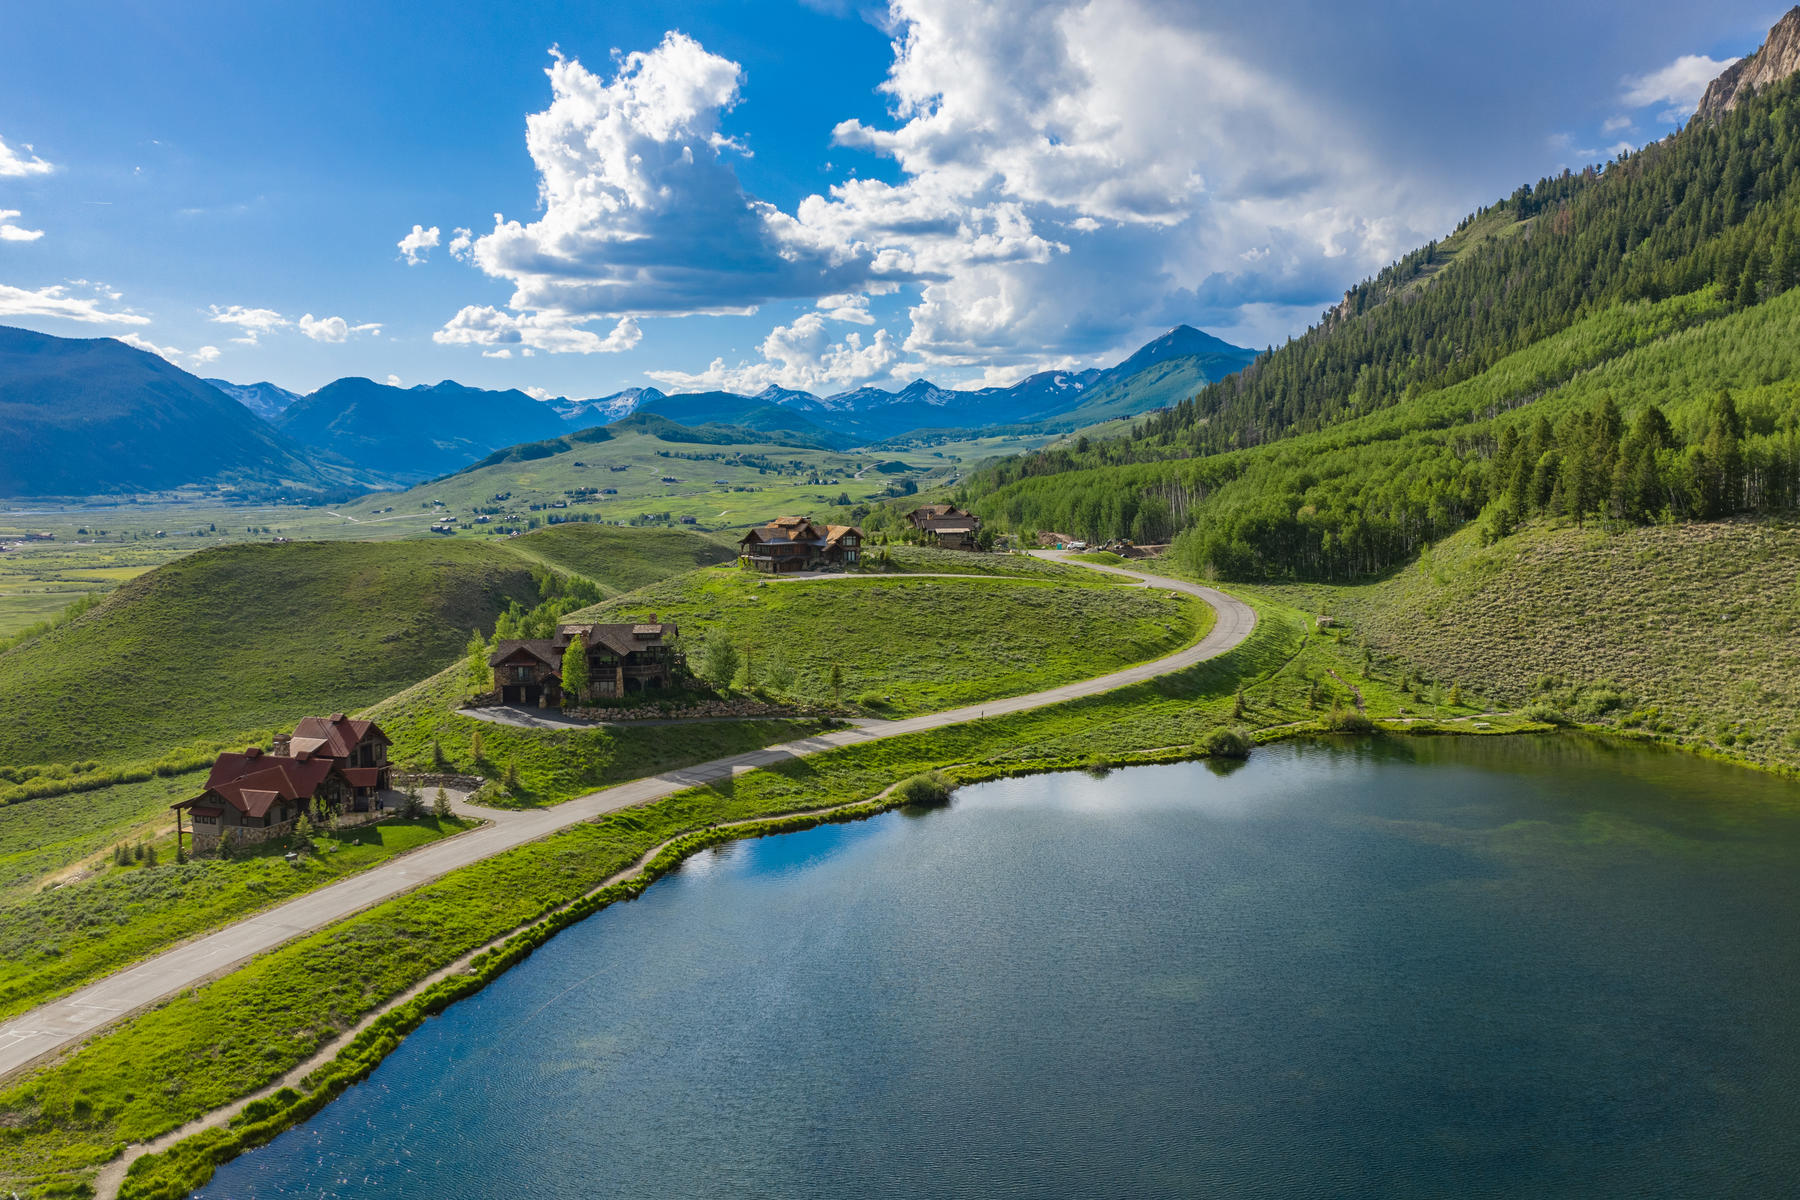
[0,553,1253,1083]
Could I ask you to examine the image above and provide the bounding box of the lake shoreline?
[108,715,1613,1200]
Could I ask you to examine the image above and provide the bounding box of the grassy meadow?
[332,421,953,535]
[568,564,1210,714]
[0,540,542,769]
[0,771,205,904]
[504,522,738,594]
[0,814,474,1023]
[1262,517,1800,774]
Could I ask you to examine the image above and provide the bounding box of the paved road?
[0,556,1253,1082]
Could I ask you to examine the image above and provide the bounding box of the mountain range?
[0,327,364,498]
[0,322,1253,496]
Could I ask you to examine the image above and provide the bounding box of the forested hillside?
[968,70,1800,580]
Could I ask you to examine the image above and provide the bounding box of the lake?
[196,735,1800,1198]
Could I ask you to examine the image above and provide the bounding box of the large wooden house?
[172,714,393,853]
[737,516,862,572]
[907,504,982,550]
[488,619,682,706]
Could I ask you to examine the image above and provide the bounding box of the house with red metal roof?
[172,714,393,854]
[488,619,682,707]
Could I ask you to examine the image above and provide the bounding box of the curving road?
[0,555,1253,1082]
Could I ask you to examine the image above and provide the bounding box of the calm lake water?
[197,735,1800,1198]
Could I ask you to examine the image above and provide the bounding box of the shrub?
[1523,703,1571,725]
[1575,688,1624,717]
[1202,726,1253,758]
[1321,705,1376,733]
[894,770,953,805]
[857,690,888,710]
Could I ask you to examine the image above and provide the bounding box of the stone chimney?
[272,733,291,757]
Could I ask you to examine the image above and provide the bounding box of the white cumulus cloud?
[0,135,52,178]
[207,304,289,344]
[0,282,148,325]
[647,312,901,393]
[1622,54,1737,111]
[397,223,441,265]
[438,5,1448,381]
[298,312,381,342]
[118,332,221,369]
[434,306,641,354]
[0,209,42,241]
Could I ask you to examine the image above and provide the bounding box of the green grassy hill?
[1260,517,1800,773]
[336,420,954,536]
[570,566,1211,715]
[0,540,543,768]
[504,523,738,595]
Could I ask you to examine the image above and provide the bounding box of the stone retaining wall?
[562,699,841,722]
[392,772,484,791]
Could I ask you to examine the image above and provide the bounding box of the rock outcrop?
[1697,7,1800,120]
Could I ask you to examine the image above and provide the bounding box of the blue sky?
[0,1,1785,400]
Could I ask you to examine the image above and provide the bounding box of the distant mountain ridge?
[0,319,1253,497]
[276,377,570,483]
[591,324,1256,444]
[204,378,301,421]
[0,326,366,498]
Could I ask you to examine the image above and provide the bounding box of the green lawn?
[569,566,1210,714]
[0,815,474,1023]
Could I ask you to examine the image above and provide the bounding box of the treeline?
[975,283,1800,579]
[965,69,1800,580]
[1140,72,1800,454]
[1486,388,1800,536]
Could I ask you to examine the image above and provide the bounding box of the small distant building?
[172,715,393,854]
[488,619,682,706]
[907,504,983,551]
[736,516,862,573]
